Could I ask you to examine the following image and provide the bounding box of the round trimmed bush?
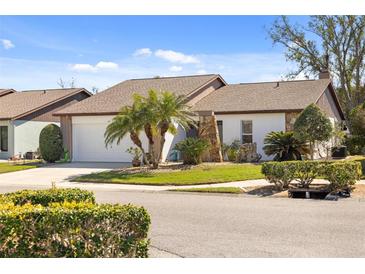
[39,124,64,163]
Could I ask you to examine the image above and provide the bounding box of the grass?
[0,162,37,174]
[74,164,264,186]
[169,187,245,194]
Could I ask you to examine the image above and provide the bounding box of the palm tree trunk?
[144,124,157,168]
[130,131,148,166]
[157,122,169,163]
[310,141,314,160]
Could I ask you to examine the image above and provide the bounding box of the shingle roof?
[192,79,332,113]
[55,74,221,115]
[0,89,15,97]
[0,88,88,120]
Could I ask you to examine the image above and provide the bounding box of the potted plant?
[126,147,142,167]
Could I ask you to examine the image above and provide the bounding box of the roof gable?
[192,79,343,117]
[0,88,91,120]
[55,74,225,116]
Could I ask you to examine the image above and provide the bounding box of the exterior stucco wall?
[13,120,58,157]
[71,116,184,162]
[215,113,286,160]
[0,120,14,159]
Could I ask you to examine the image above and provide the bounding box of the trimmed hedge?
[323,162,361,191]
[0,188,95,206]
[261,162,296,190]
[0,188,151,258]
[0,202,150,258]
[262,160,362,191]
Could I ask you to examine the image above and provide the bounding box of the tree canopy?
[293,104,333,159]
[269,16,365,129]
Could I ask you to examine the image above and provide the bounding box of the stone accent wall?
[285,112,300,131]
[198,112,223,162]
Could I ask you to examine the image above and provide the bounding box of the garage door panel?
[72,122,135,162]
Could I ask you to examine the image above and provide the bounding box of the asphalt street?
[1,183,364,257]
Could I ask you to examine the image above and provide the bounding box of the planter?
[288,188,330,199]
[331,146,347,158]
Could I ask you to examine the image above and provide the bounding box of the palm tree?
[263,131,310,161]
[104,104,148,165]
[143,90,196,168]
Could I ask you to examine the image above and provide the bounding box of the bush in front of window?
[39,124,64,163]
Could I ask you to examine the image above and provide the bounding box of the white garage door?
[72,116,139,162]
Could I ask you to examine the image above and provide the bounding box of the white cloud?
[155,49,199,64]
[196,69,207,74]
[95,61,119,70]
[169,65,183,72]
[1,39,15,50]
[71,61,119,72]
[71,63,97,72]
[133,48,152,57]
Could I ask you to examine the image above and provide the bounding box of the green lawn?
[74,164,264,186]
[169,186,244,194]
[0,163,37,174]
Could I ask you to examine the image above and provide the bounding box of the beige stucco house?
[55,73,344,163]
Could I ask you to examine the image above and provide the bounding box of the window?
[216,120,223,143]
[241,120,252,144]
[0,126,8,152]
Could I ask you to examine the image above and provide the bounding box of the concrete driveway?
[0,162,129,186]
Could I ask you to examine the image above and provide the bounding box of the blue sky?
[0,16,309,91]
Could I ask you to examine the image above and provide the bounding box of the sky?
[0,16,309,92]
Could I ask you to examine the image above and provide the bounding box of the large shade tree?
[268,16,365,131]
[293,104,333,159]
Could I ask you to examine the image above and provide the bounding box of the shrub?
[323,162,361,191]
[0,188,95,206]
[290,161,328,188]
[263,131,310,161]
[344,135,365,155]
[262,160,331,189]
[261,162,296,190]
[262,160,362,191]
[293,104,333,159]
[0,202,150,258]
[174,137,210,165]
[354,158,365,175]
[39,124,64,163]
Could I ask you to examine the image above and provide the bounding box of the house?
[55,75,226,162]
[0,88,92,159]
[55,73,344,162]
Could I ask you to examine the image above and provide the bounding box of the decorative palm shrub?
[263,131,310,161]
[174,137,210,165]
[39,124,64,163]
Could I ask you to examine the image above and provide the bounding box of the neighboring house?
[55,73,344,162]
[0,88,91,159]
